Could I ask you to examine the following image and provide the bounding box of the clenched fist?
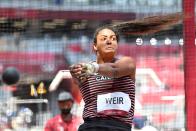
[69,62,99,83]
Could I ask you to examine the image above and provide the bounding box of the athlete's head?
[92,26,120,61]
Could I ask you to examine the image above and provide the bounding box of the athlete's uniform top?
[79,61,135,126]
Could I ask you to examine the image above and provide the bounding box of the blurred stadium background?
[0,0,192,130]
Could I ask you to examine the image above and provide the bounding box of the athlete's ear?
[93,43,97,52]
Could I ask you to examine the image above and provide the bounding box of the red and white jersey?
[79,73,135,126]
[44,114,82,131]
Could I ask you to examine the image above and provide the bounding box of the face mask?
[61,108,71,115]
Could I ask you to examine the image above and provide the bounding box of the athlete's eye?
[111,36,117,41]
[100,37,107,41]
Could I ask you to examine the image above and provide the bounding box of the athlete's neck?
[97,56,115,63]
[96,52,116,63]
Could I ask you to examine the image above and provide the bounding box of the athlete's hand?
[81,62,99,75]
[70,63,83,77]
[69,63,87,82]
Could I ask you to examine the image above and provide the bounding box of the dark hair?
[111,12,182,35]
[93,25,120,44]
[92,13,182,44]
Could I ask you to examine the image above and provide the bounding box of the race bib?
[97,92,131,116]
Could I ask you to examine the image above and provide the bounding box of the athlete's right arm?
[80,57,136,80]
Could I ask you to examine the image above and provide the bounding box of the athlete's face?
[93,28,118,57]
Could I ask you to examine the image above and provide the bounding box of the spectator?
[44,91,82,131]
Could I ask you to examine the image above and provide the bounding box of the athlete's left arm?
[98,56,136,80]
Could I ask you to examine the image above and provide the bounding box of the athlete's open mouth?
[106,47,114,50]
